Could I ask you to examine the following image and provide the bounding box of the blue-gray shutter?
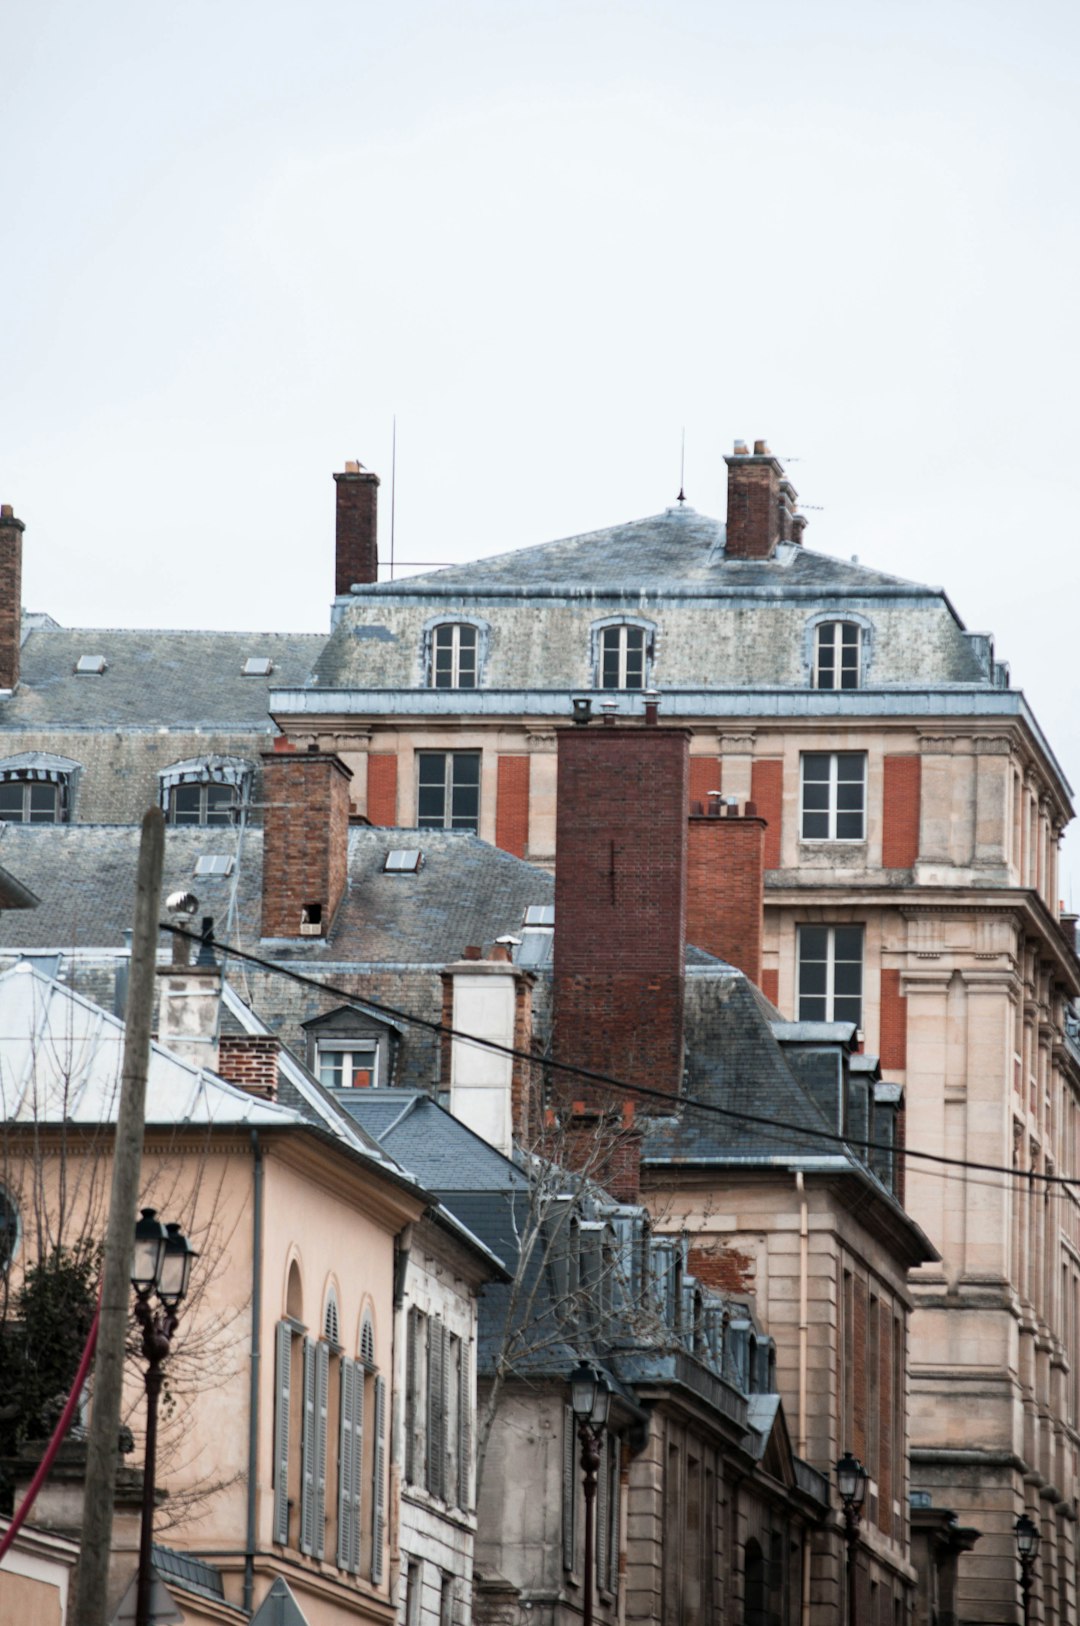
[337,1357,363,1573]
[596,1432,609,1590]
[457,1340,472,1510]
[371,1374,387,1584]
[405,1308,422,1486]
[314,1339,329,1559]
[608,1434,620,1597]
[272,1321,292,1545]
[426,1319,446,1500]
[562,1405,576,1571]
[299,1336,317,1555]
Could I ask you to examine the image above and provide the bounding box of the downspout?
[244,1129,264,1615]
[796,1171,811,1626]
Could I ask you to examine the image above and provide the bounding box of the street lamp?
[1015,1514,1040,1626]
[131,1209,197,1626]
[835,1452,867,1626]
[569,1362,612,1626]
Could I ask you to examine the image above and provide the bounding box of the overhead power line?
[161,922,1078,1195]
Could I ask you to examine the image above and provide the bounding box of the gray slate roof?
[5,626,323,729]
[358,506,925,594]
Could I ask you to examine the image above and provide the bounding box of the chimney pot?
[753,439,769,455]
[463,945,483,960]
[733,440,749,457]
[0,505,12,520]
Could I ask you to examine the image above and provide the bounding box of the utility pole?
[72,808,165,1626]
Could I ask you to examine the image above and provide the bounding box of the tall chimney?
[0,504,25,691]
[261,751,352,938]
[686,802,767,986]
[724,440,800,560]
[553,726,689,1109]
[334,461,380,594]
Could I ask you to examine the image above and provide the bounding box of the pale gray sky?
[4,1,1080,887]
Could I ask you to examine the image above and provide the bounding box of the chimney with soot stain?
[334,460,380,594]
[553,724,689,1111]
[686,800,767,987]
[0,504,24,692]
[724,439,803,560]
[261,751,352,938]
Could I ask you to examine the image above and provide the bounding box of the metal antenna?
[677,427,686,505]
[389,414,397,581]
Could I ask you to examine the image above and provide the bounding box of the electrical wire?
[162,921,1080,1197]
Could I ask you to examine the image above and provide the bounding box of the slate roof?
[4,626,323,729]
[0,824,553,962]
[341,1090,531,1195]
[358,506,928,595]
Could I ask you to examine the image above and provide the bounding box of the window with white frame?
[800,752,866,841]
[168,781,239,825]
[159,756,252,826]
[417,752,480,832]
[318,1041,380,1089]
[797,925,864,1026]
[0,754,78,823]
[813,621,862,689]
[430,623,479,689]
[598,624,647,689]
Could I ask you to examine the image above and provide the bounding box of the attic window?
[516,902,554,969]
[523,905,554,926]
[242,657,273,676]
[193,855,233,877]
[300,902,323,936]
[384,849,422,873]
[74,655,106,676]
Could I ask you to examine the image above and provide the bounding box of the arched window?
[744,1538,768,1626]
[590,617,656,691]
[159,756,252,826]
[324,1287,340,1347]
[430,623,478,689]
[0,753,79,824]
[356,1311,386,1584]
[813,621,861,689]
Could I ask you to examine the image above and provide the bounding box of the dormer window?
[591,616,656,690]
[813,621,861,689]
[431,623,478,689]
[303,1004,400,1091]
[159,756,252,827]
[0,753,79,824]
[169,782,239,826]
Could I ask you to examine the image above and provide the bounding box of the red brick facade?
[686,810,766,986]
[760,967,779,1008]
[881,755,921,869]
[553,726,688,1108]
[333,465,379,594]
[217,1034,280,1099]
[879,968,908,1070]
[688,756,722,813]
[0,505,24,692]
[723,447,790,560]
[261,752,352,938]
[366,753,398,826]
[688,1242,755,1295]
[495,755,530,857]
[750,759,783,869]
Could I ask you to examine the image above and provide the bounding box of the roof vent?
[384,848,422,873]
[74,654,106,675]
[242,656,273,676]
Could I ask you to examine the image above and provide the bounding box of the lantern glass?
[589,1370,612,1428]
[132,1208,166,1298]
[1015,1515,1040,1560]
[157,1223,197,1309]
[835,1452,867,1509]
[570,1361,599,1422]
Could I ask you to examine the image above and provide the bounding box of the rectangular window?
[801,752,866,841]
[0,780,64,823]
[318,1042,379,1089]
[405,1561,423,1626]
[814,621,861,690]
[600,625,646,689]
[417,753,481,832]
[798,925,863,1026]
[168,782,238,826]
[432,624,478,690]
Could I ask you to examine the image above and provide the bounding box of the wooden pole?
[72,809,165,1626]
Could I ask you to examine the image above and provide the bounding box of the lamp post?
[132,1208,197,1626]
[835,1452,867,1626]
[569,1362,612,1626]
[1015,1514,1040,1626]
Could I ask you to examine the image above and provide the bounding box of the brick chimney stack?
[724,440,803,560]
[334,461,380,594]
[0,504,25,692]
[261,751,352,938]
[686,800,767,986]
[553,725,689,1109]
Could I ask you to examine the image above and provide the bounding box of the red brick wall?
[760,968,779,1008]
[879,969,908,1070]
[553,727,688,1107]
[881,754,921,868]
[686,813,766,985]
[261,752,352,938]
[496,755,530,857]
[688,756,722,813]
[333,468,379,593]
[0,507,24,692]
[688,1242,755,1295]
[725,455,781,559]
[750,759,783,869]
[218,1034,280,1099]
[366,753,398,826]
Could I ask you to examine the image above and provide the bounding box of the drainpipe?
[244,1130,264,1615]
[796,1171,811,1626]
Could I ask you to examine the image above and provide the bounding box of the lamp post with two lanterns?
[131,1207,197,1626]
[569,1362,612,1626]
[1014,1514,1040,1626]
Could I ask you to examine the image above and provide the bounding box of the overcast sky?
[5,1,1080,886]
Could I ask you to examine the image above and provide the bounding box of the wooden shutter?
[313,1340,329,1559]
[337,1358,363,1573]
[426,1319,446,1500]
[405,1308,422,1486]
[273,1321,292,1545]
[371,1374,387,1584]
[596,1432,609,1591]
[608,1435,620,1598]
[457,1340,472,1510]
[562,1405,576,1571]
[299,1336,317,1555]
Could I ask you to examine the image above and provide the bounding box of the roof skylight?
[242,657,273,676]
[523,904,554,926]
[384,849,422,873]
[74,655,107,675]
[193,855,233,877]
